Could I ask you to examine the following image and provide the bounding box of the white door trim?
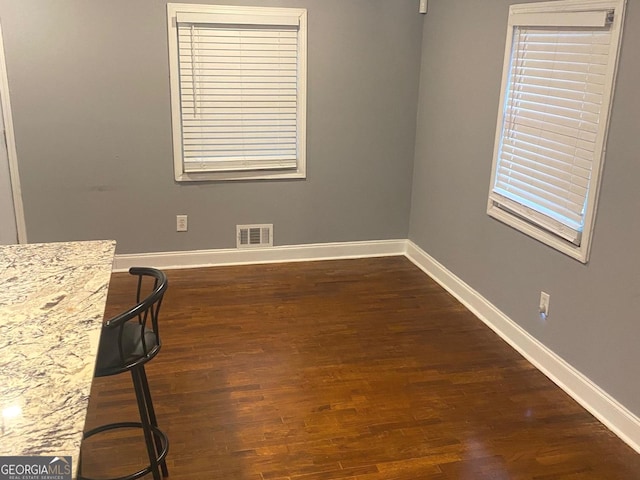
[0,22,26,243]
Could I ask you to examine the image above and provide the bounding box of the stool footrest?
[79,422,169,480]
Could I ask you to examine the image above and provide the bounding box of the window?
[167,4,307,181]
[487,0,626,262]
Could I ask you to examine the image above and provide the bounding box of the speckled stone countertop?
[0,240,116,478]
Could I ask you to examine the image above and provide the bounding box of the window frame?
[487,0,626,263]
[166,3,307,182]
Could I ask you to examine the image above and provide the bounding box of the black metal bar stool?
[80,267,169,480]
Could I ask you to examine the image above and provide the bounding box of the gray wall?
[410,0,640,415]
[0,0,422,253]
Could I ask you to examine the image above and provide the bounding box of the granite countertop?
[0,240,116,477]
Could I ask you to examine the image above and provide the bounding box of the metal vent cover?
[237,224,273,248]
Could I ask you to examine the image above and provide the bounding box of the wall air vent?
[237,224,273,248]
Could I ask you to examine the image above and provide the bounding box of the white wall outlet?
[539,291,550,319]
[419,0,428,14]
[176,214,188,232]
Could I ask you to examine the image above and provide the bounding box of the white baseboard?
[405,240,640,454]
[113,239,406,272]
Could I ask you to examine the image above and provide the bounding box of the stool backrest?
[103,267,168,370]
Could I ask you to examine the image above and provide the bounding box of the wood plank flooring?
[80,256,640,479]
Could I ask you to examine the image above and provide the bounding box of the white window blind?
[487,0,626,262]
[167,5,307,181]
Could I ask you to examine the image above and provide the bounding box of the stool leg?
[139,366,169,477]
[132,368,162,480]
[77,448,83,479]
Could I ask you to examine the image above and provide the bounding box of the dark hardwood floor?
[81,256,640,479]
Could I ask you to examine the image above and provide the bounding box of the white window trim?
[167,3,307,182]
[487,0,627,263]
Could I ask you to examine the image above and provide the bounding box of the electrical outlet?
[539,291,550,319]
[419,0,428,13]
[176,215,188,232]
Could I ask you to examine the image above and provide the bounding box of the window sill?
[175,169,306,182]
[487,204,591,263]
